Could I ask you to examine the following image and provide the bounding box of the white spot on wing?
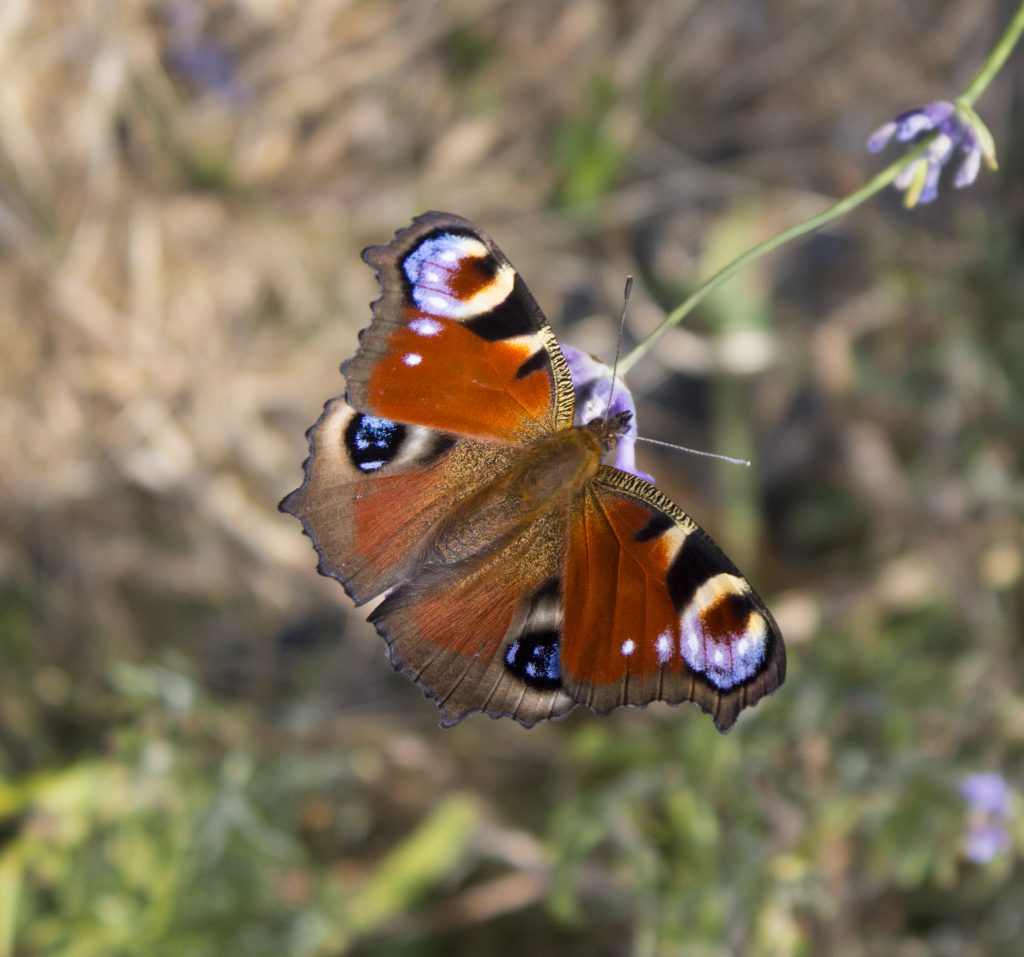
[621,638,636,657]
[655,630,673,664]
[403,353,422,366]
[408,317,442,336]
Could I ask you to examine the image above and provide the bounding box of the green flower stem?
[619,0,1024,377]
[962,0,1024,106]
[618,147,920,374]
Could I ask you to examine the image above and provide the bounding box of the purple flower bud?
[895,101,955,141]
[964,823,1012,865]
[954,134,982,189]
[866,121,898,153]
[959,773,1015,865]
[166,0,249,106]
[960,772,1012,818]
[866,100,996,207]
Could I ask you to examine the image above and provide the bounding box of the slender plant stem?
[619,0,1024,376]
[617,150,917,374]
[962,0,1024,105]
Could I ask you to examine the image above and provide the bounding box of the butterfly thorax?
[428,424,609,568]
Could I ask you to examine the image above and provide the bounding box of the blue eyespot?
[504,631,561,689]
[344,414,406,472]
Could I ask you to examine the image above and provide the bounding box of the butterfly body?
[282,212,785,731]
[427,419,608,567]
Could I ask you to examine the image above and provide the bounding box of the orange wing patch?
[366,316,556,442]
[561,490,684,704]
[560,470,784,731]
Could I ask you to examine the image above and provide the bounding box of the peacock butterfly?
[280,212,785,731]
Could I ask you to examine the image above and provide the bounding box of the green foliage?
[553,74,630,210]
[0,667,480,957]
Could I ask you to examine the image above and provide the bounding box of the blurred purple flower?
[959,772,1015,865]
[867,100,996,207]
[165,1,248,106]
[964,823,1012,865]
[561,344,653,483]
[960,772,1012,817]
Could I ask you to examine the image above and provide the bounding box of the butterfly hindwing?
[560,467,785,732]
[345,211,574,443]
[280,394,518,604]
[368,509,576,726]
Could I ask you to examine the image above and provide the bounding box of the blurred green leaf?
[553,73,628,209]
[0,853,20,957]
[339,794,480,943]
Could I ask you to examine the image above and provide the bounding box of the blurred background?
[1,1,1022,954]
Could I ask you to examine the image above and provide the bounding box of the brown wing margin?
[559,466,785,732]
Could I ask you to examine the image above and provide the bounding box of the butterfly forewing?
[345,212,574,443]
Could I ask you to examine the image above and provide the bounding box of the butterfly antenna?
[603,276,633,421]
[605,278,747,468]
[635,434,751,468]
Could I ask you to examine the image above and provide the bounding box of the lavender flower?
[561,344,653,483]
[959,772,1015,864]
[867,100,997,207]
[964,823,1012,865]
[960,772,1012,817]
[165,1,249,106]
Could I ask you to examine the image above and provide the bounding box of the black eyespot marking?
[504,630,561,689]
[344,413,407,473]
[515,349,550,379]
[464,275,540,341]
[634,509,674,543]
[423,433,458,463]
[665,532,741,612]
[534,577,561,604]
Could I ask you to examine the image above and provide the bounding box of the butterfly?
[280,212,785,732]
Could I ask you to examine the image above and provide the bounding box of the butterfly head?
[585,409,633,454]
